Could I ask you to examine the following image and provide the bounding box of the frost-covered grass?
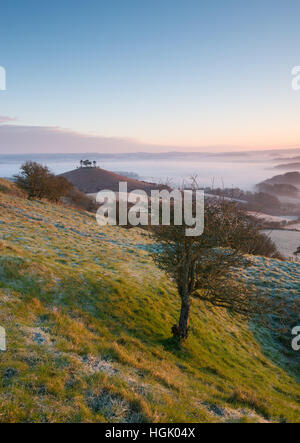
[0,181,299,423]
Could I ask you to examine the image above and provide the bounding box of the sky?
[0,0,300,153]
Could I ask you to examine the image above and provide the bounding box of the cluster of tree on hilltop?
[79,159,98,168]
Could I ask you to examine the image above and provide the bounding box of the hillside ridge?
[0,180,299,423]
[60,167,164,194]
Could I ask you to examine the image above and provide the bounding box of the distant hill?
[60,167,165,194]
[259,171,300,187]
[273,155,300,162]
[274,162,300,170]
[256,182,300,197]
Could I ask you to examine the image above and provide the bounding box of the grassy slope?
[0,179,299,423]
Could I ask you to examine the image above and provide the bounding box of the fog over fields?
[1,148,300,190]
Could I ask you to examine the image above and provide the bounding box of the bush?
[227,214,282,259]
[14,161,99,212]
[63,187,99,212]
[15,162,73,202]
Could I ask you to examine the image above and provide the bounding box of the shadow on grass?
[251,321,300,385]
[159,336,183,353]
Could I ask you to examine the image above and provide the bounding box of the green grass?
[0,180,299,423]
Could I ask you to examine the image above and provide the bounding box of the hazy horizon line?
[0,120,300,156]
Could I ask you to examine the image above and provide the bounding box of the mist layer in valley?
[1,148,300,190]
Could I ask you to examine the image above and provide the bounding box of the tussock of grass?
[0,179,25,198]
[0,180,299,423]
[227,388,272,419]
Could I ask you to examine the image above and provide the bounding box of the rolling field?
[0,179,299,423]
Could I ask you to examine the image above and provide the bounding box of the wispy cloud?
[1,122,299,155]
[0,124,154,154]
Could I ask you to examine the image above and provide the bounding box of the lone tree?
[151,197,280,341]
[15,161,72,202]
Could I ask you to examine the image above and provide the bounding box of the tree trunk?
[172,245,192,341]
[172,294,190,341]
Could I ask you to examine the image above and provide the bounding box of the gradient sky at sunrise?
[1,0,300,153]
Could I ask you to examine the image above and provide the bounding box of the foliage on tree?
[151,197,288,342]
[14,161,73,202]
[79,159,97,168]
